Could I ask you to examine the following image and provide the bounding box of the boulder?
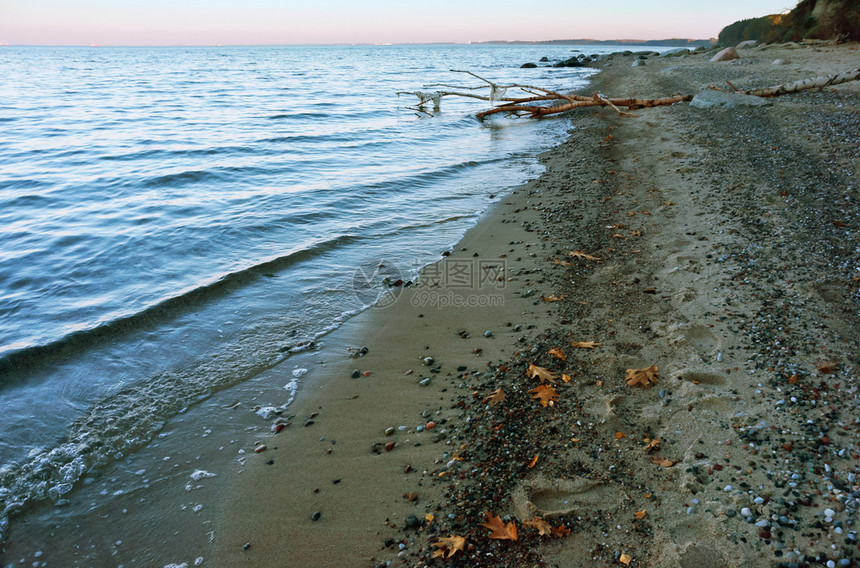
[520,62,538,68]
[632,59,647,67]
[710,46,739,62]
[660,48,690,57]
[736,40,758,49]
[553,57,585,68]
[540,56,550,62]
[690,90,771,109]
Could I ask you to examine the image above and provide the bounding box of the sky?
[1,0,797,46]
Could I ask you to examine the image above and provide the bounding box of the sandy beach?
[3,41,856,568]
[203,41,860,568]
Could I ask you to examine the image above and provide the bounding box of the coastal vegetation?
[718,0,860,44]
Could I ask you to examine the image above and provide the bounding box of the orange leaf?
[562,373,572,383]
[553,259,575,267]
[432,535,467,558]
[787,374,799,384]
[568,251,602,261]
[620,553,632,565]
[542,294,566,302]
[625,365,659,388]
[616,431,627,439]
[651,457,675,467]
[634,509,646,520]
[527,364,558,384]
[570,340,601,349]
[531,384,559,407]
[551,524,571,537]
[643,438,661,454]
[488,388,506,406]
[527,454,539,469]
[548,347,566,361]
[523,516,552,536]
[630,229,643,237]
[480,511,517,541]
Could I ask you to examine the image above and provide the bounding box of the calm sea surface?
[0,44,668,545]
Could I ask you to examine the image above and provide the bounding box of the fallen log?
[400,67,860,120]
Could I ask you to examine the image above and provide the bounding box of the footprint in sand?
[511,475,619,520]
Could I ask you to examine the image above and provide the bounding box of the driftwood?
[400,67,860,120]
[398,70,690,120]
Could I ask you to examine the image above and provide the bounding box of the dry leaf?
[616,431,627,439]
[630,229,643,237]
[787,374,799,384]
[625,365,659,388]
[620,553,632,565]
[425,513,435,523]
[531,385,559,407]
[643,438,661,454]
[542,294,566,302]
[553,259,575,267]
[634,509,646,520]
[528,364,558,384]
[570,340,601,349]
[551,524,571,537]
[562,373,572,383]
[817,361,838,374]
[548,347,567,361]
[523,516,552,536]
[527,454,539,469]
[432,535,467,558]
[568,251,602,261]
[480,511,517,541]
[488,388,506,406]
[651,457,675,467]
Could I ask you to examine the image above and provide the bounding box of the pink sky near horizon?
[2,0,796,46]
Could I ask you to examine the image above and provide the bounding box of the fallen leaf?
[611,233,626,239]
[523,516,552,536]
[634,509,646,520]
[480,511,517,541]
[548,347,567,361]
[817,362,838,374]
[787,374,799,384]
[527,454,539,469]
[432,535,466,558]
[616,431,627,439]
[570,340,601,349]
[643,438,662,454]
[651,457,675,467]
[630,229,643,237]
[553,259,575,267]
[551,524,571,537]
[542,294,566,302]
[625,365,659,388]
[562,373,572,383]
[488,388,506,406]
[528,364,558,384]
[568,251,602,261]
[620,553,632,565]
[531,384,559,407]
[425,513,435,523]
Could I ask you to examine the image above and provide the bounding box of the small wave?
[0,234,360,380]
[101,145,258,162]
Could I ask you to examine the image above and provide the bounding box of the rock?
[772,58,788,65]
[632,59,646,67]
[311,511,321,521]
[418,377,431,386]
[690,91,770,109]
[423,357,434,366]
[710,47,739,62]
[404,514,421,529]
[254,444,267,453]
[484,330,493,337]
[520,62,538,68]
[553,56,585,68]
[736,40,758,49]
[385,441,396,452]
[351,369,361,378]
[384,427,395,436]
[741,507,753,517]
[660,48,690,57]
[540,56,549,62]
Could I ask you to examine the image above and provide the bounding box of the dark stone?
[540,56,549,62]
[311,511,321,521]
[405,514,421,529]
[520,62,538,68]
[553,57,585,68]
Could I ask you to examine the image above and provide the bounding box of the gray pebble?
[419,377,431,386]
[351,369,361,378]
[484,330,493,337]
[741,507,753,517]
[311,511,321,521]
[686,506,697,515]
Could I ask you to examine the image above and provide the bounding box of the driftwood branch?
[401,67,860,120]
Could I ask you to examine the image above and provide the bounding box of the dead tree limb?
[738,67,860,97]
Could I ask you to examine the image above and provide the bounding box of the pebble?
[385,441,396,452]
[724,485,733,492]
[825,508,836,517]
[384,427,395,436]
[311,511,321,521]
[423,357,434,366]
[243,543,251,551]
[254,444,267,453]
[754,497,765,505]
[484,330,493,337]
[686,506,697,515]
[741,507,753,517]
[419,378,431,386]
[725,509,737,517]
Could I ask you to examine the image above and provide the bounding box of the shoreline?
[2,41,858,568]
